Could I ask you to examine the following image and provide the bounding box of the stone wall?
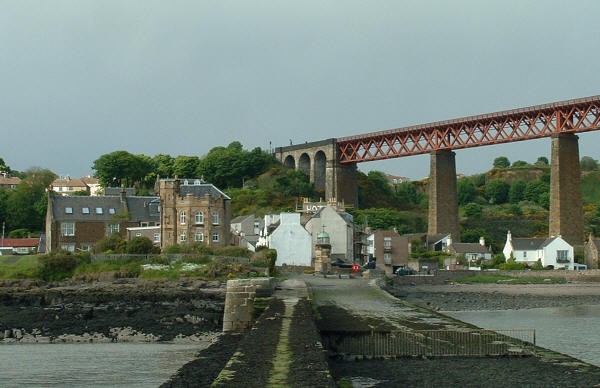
[222,277,276,332]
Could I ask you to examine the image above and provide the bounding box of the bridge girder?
[337,95,600,163]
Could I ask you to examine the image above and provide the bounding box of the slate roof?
[51,177,87,188]
[51,194,159,223]
[178,182,231,200]
[104,187,136,196]
[512,237,556,251]
[451,242,490,254]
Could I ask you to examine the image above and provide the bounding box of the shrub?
[37,251,82,281]
[126,237,157,254]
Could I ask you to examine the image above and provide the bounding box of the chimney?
[479,236,485,246]
[120,187,127,203]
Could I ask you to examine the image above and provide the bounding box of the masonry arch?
[314,150,327,192]
[283,155,295,169]
[298,153,311,176]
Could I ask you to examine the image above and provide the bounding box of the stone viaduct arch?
[275,139,358,207]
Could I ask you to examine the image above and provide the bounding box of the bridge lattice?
[337,95,600,163]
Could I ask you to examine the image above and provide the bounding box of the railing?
[321,329,536,358]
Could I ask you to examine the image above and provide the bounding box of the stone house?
[158,178,231,249]
[502,231,574,269]
[45,190,160,252]
[583,234,600,269]
[230,214,263,251]
[365,230,411,275]
[304,205,354,261]
[267,212,312,266]
[126,226,161,246]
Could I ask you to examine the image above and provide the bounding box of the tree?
[512,160,529,168]
[0,157,11,174]
[463,203,483,217]
[172,155,201,178]
[534,156,549,167]
[509,180,527,203]
[457,178,477,205]
[395,181,423,206]
[153,154,175,178]
[92,151,153,187]
[493,156,510,169]
[272,169,313,197]
[484,179,510,204]
[5,168,56,232]
[197,142,275,188]
[581,156,599,171]
[524,180,549,204]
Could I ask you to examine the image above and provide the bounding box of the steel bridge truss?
[337,95,600,163]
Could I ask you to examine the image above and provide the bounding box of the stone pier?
[549,133,584,245]
[222,277,276,332]
[428,150,460,241]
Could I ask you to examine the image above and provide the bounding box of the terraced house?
[158,178,231,249]
[45,189,160,252]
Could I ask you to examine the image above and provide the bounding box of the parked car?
[362,261,376,270]
[330,258,353,268]
[395,267,416,276]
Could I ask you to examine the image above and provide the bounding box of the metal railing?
[90,253,251,265]
[321,328,536,358]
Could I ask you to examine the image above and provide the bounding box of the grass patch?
[0,255,40,279]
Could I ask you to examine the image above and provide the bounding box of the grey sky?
[2,1,600,180]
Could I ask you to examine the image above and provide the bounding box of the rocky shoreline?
[0,278,225,344]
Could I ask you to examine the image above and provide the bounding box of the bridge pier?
[549,133,583,245]
[428,150,460,241]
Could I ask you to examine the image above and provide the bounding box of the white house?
[267,213,312,266]
[503,231,573,268]
[304,205,354,261]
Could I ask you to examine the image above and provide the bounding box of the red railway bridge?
[275,95,600,245]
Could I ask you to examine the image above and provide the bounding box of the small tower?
[314,227,332,274]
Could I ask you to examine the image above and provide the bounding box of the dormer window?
[96,207,103,214]
[82,207,90,214]
[65,207,73,214]
[109,208,116,215]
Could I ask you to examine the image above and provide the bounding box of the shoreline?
[386,282,600,311]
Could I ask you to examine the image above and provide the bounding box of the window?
[153,233,161,243]
[60,243,76,252]
[384,237,392,249]
[180,210,186,224]
[109,208,116,215]
[194,211,204,225]
[180,231,187,242]
[557,250,569,263]
[212,232,220,242]
[61,222,75,236]
[82,207,90,214]
[383,253,392,264]
[80,244,93,252]
[65,207,73,214]
[135,232,142,237]
[523,251,527,258]
[96,207,103,215]
[140,222,148,227]
[195,231,204,242]
[211,212,219,225]
[107,224,120,234]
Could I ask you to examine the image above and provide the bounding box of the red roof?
[0,238,39,248]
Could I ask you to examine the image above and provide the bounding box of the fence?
[321,328,536,358]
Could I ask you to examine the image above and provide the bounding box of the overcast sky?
[2,1,600,180]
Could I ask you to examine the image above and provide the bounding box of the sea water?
[446,304,600,366]
[0,342,202,387]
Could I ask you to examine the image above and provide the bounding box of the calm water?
[0,343,203,387]
[446,304,600,366]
